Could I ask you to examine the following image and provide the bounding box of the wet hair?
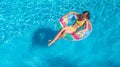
[82,11,90,19]
[76,11,90,21]
[76,14,81,21]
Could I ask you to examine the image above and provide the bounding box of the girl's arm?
[63,12,78,18]
[76,21,89,35]
[70,12,79,15]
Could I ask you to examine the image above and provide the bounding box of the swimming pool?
[0,0,120,67]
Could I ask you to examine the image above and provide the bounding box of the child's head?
[77,11,90,21]
[82,11,90,19]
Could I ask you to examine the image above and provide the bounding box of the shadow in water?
[32,28,57,47]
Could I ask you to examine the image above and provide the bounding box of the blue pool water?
[0,0,120,67]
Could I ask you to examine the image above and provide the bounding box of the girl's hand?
[76,32,80,35]
[69,12,78,15]
[69,12,75,14]
[73,32,79,35]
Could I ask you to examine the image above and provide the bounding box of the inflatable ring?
[58,14,92,41]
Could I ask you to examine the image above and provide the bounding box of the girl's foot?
[48,42,53,46]
[48,40,52,42]
[48,40,55,46]
[48,43,52,46]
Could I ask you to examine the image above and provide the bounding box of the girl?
[48,11,90,46]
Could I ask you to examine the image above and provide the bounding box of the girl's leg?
[48,27,74,46]
[48,31,64,42]
[48,27,66,46]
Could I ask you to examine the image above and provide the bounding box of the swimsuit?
[69,20,85,31]
[76,20,85,27]
[69,26,76,31]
